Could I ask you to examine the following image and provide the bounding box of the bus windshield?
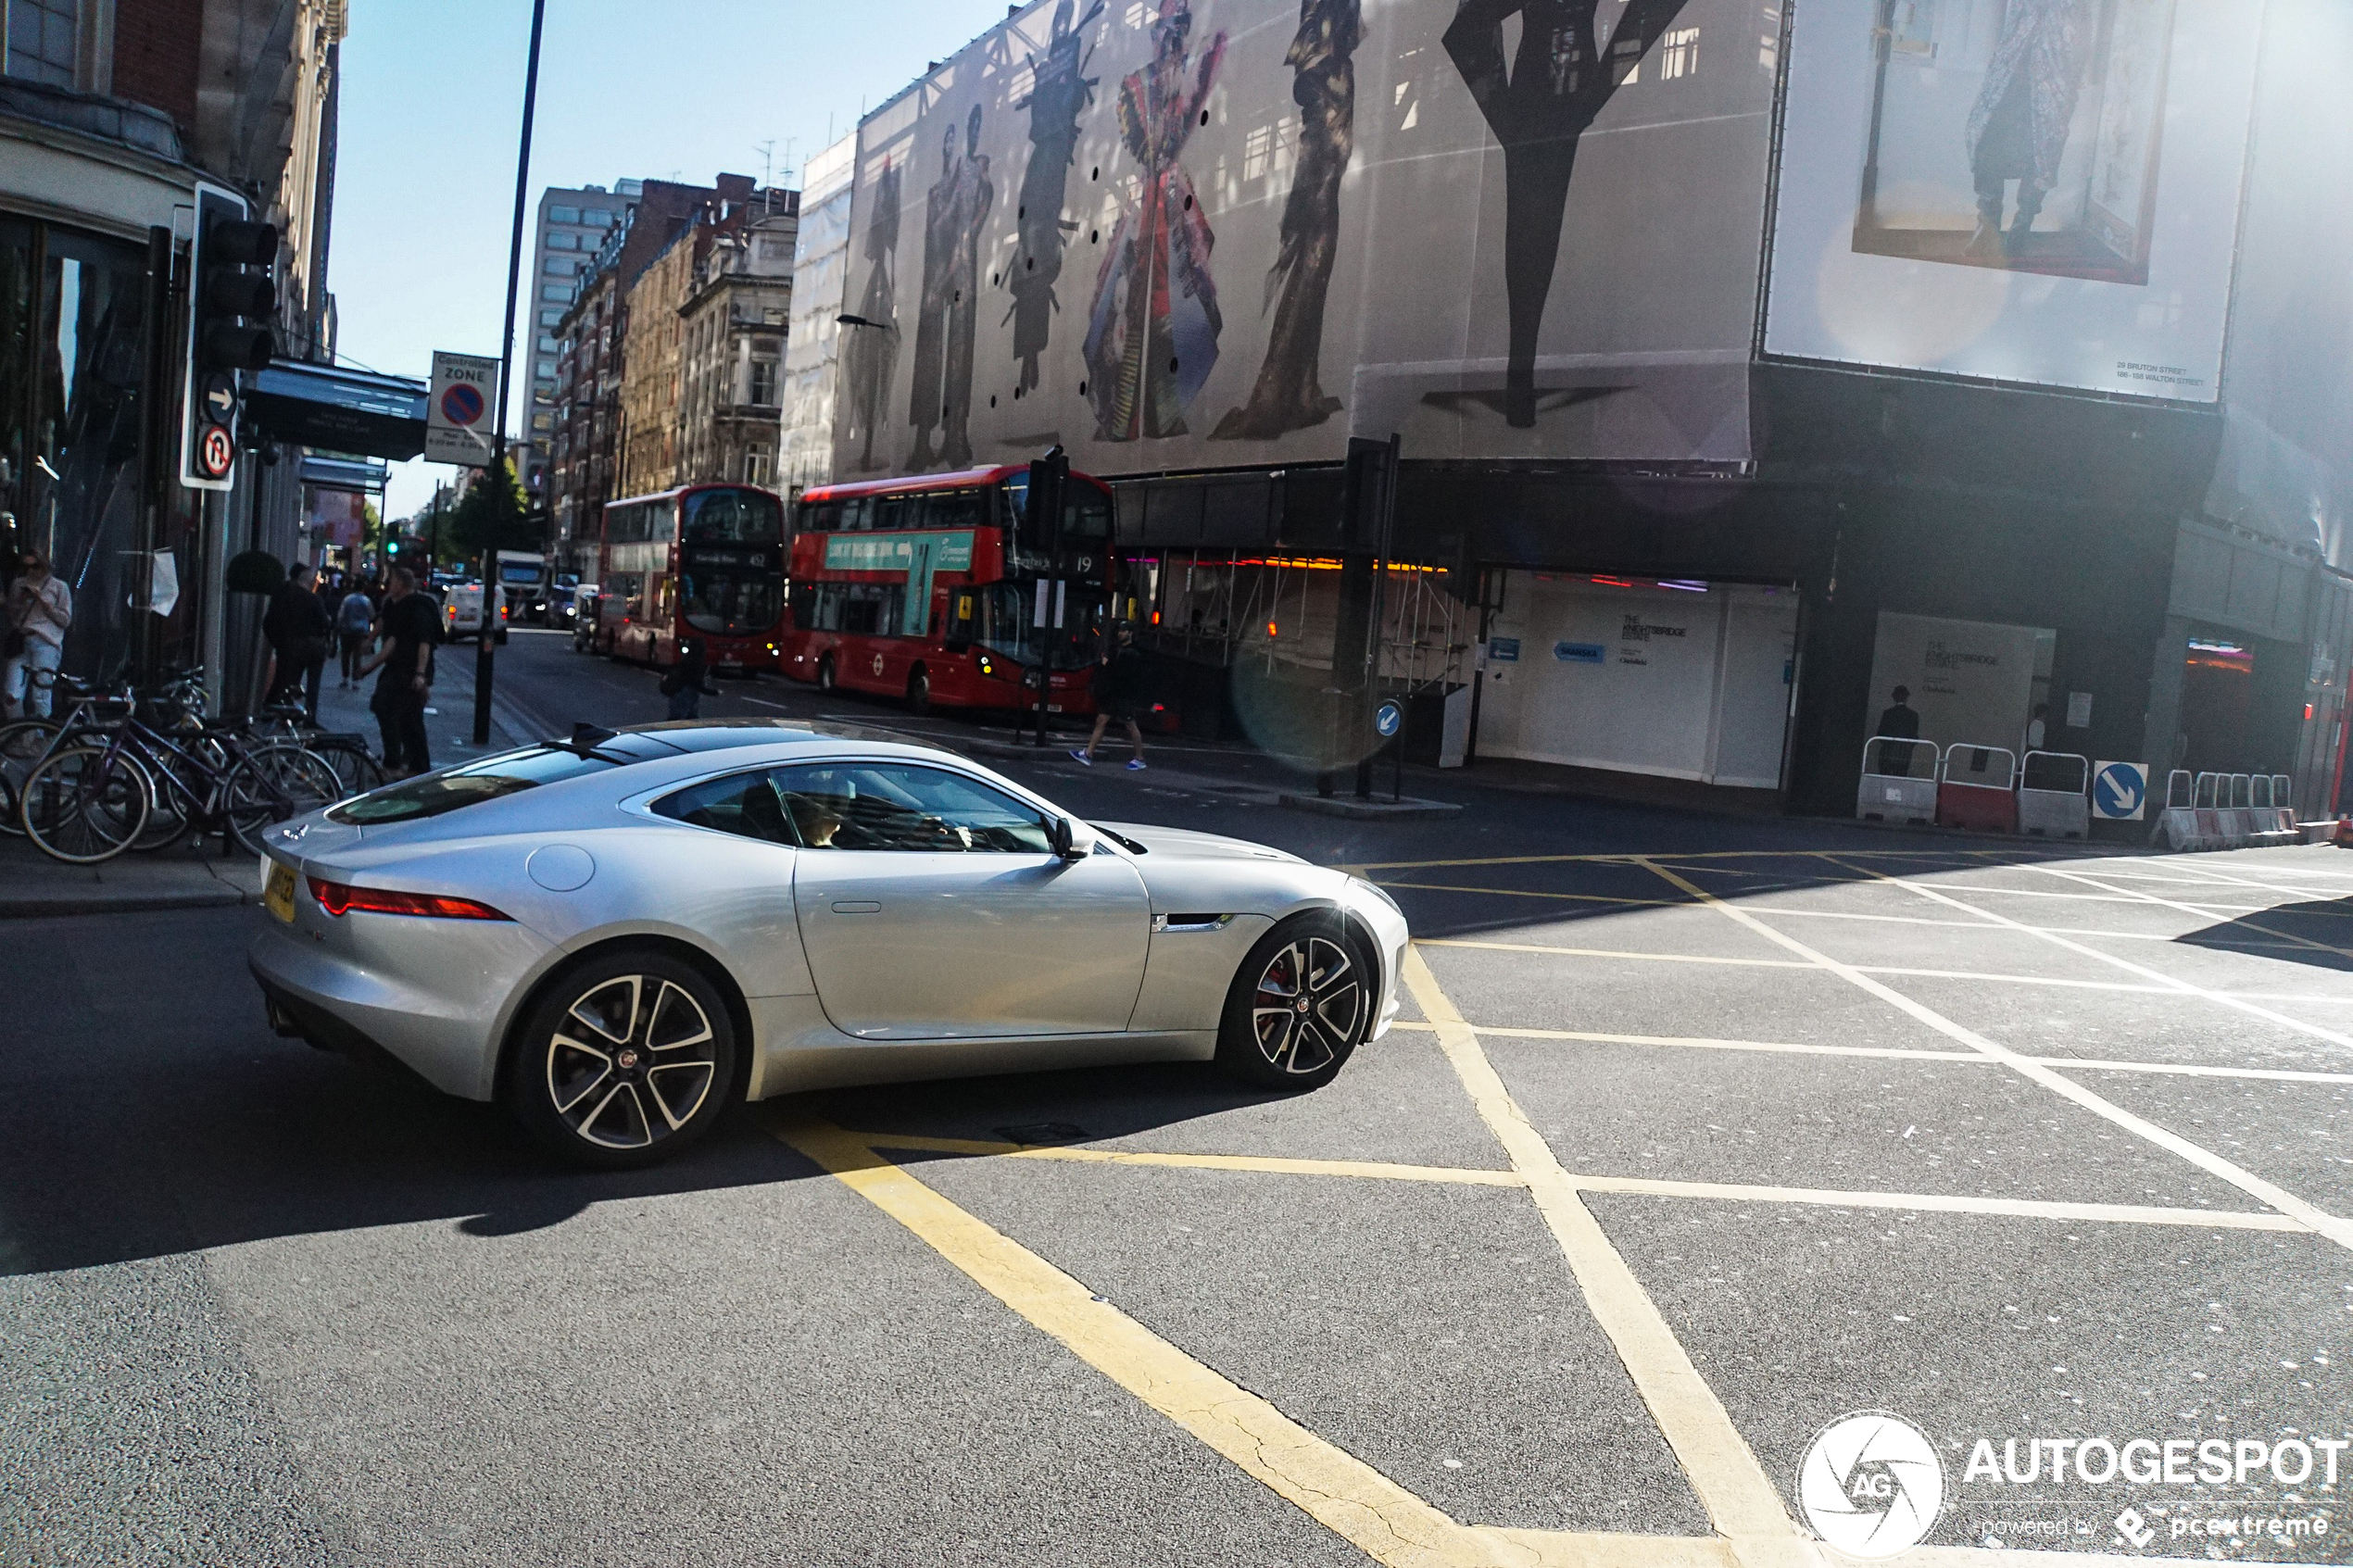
[683,565,782,636]
[975,582,1108,671]
[1000,476,1111,546]
[684,488,784,544]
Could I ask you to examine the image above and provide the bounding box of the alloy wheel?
[545,974,720,1150]
[1249,935,1365,1076]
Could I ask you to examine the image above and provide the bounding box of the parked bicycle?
[13,672,345,864]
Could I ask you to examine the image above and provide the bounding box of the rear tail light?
[308,877,511,921]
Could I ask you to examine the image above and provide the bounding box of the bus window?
[685,488,783,544]
[872,495,912,532]
[799,500,842,535]
[1001,475,1113,546]
[841,497,873,532]
[921,490,986,532]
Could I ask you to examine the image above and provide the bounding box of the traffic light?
[181,182,279,492]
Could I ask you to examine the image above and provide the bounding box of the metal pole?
[477,0,547,746]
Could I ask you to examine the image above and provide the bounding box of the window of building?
[535,358,556,379]
[5,0,79,87]
[541,283,572,302]
[547,206,581,225]
[748,357,778,408]
[584,207,615,227]
[542,256,577,276]
[547,232,579,252]
[539,307,563,326]
[742,450,774,486]
[532,411,554,432]
[538,333,559,354]
[1660,27,1699,81]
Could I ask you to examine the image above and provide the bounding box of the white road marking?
[1634,859,2353,1255]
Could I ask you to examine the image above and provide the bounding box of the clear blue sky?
[333,0,1015,522]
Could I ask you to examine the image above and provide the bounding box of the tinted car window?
[771,763,1051,853]
[330,746,630,824]
[651,770,795,844]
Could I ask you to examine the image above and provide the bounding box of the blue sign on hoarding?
[1554,642,1605,664]
[2092,761,2148,821]
[1488,637,1520,663]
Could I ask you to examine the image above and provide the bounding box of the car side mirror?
[1050,816,1092,859]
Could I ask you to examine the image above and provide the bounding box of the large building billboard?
[833,0,1780,482]
[1762,0,2263,401]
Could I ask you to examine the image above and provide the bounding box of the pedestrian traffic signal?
[182,182,279,492]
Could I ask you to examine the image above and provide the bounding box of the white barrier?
[2018,751,2090,839]
[1857,736,1938,825]
[2158,770,2300,850]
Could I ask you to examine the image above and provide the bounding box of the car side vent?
[1154,913,1232,933]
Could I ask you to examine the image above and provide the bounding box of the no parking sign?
[2093,761,2148,821]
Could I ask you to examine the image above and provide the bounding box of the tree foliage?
[447,459,536,563]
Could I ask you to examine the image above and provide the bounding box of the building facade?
[2,0,345,709]
[677,195,797,489]
[519,181,635,495]
[800,0,2353,822]
[777,132,853,498]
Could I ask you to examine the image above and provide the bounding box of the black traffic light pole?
[475,0,547,746]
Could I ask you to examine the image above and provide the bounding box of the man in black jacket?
[262,564,334,721]
[1072,623,1149,771]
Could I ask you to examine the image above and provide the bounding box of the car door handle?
[830,900,882,914]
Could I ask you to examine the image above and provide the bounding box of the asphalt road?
[3,630,2349,1565]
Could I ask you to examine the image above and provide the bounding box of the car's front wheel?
[1215,913,1371,1090]
[507,949,738,1168]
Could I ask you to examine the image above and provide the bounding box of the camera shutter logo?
[1797,1411,1945,1559]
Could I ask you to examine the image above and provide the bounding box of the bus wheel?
[816,656,837,693]
[906,668,930,716]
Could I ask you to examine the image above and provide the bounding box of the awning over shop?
[244,359,428,460]
[299,453,391,491]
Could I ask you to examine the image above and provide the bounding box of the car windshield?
[329,744,639,824]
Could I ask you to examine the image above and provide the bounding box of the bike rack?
[1856,736,1939,826]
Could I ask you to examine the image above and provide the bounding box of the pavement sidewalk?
[0,665,532,921]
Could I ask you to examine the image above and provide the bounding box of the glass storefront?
[0,216,159,686]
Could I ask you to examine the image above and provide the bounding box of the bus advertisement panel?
[785,462,1114,714]
[587,483,786,671]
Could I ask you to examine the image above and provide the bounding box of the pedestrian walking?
[359,566,441,777]
[661,639,718,721]
[4,550,71,720]
[1874,684,1922,777]
[1072,622,1148,771]
[335,577,376,687]
[263,562,334,721]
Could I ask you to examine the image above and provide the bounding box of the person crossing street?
[1072,621,1149,771]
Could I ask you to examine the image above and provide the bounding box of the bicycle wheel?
[0,719,65,837]
[309,737,385,796]
[21,745,152,864]
[222,746,343,858]
[126,750,201,853]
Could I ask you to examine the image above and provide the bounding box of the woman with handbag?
[4,551,72,720]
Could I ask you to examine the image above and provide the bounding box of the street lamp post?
[475,0,547,746]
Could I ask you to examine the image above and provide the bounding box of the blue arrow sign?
[1374,700,1403,739]
[2092,761,2147,821]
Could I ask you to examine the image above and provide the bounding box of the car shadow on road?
[0,915,1290,1278]
[2175,901,2353,973]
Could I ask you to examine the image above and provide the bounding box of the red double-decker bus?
[784,463,1115,714]
[585,483,786,672]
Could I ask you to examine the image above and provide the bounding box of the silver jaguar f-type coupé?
[249,721,1410,1166]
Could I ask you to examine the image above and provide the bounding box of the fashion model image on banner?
[1213,0,1362,442]
[1442,0,1696,429]
[909,107,995,470]
[843,157,901,471]
[1851,0,2175,283]
[1008,1,1101,396]
[1082,0,1228,443]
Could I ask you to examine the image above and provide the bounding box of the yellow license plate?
[265,860,298,923]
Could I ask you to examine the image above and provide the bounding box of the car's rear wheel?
[507,949,738,1168]
[1215,912,1371,1090]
